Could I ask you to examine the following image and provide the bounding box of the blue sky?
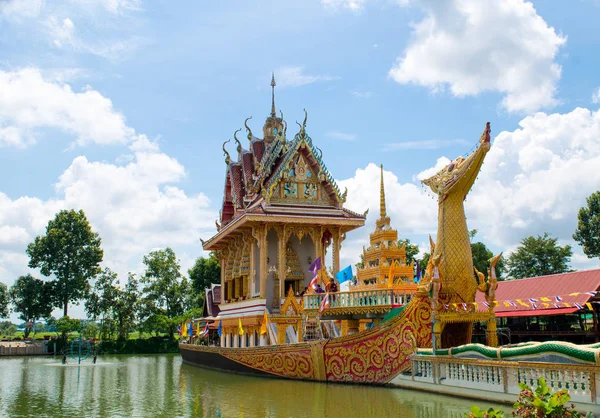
[1,0,600,318]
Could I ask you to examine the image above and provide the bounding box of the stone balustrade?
[303,288,413,315]
[395,354,600,414]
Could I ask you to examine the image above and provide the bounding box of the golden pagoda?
[355,165,415,289]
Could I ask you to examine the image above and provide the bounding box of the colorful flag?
[335,265,353,284]
[516,299,529,307]
[319,293,330,314]
[309,275,319,290]
[309,257,322,275]
[586,291,597,296]
[200,323,209,337]
[508,301,517,307]
[540,297,551,302]
[555,295,562,302]
[569,292,581,297]
[444,304,449,310]
[218,320,223,337]
[473,302,479,309]
[182,321,188,337]
[493,301,499,307]
[563,302,571,308]
[387,262,394,288]
[415,262,421,283]
[177,324,181,335]
[260,310,268,335]
[528,298,538,303]
[587,302,594,310]
[574,302,583,310]
[542,303,550,308]
[532,303,537,310]
[483,301,490,308]
[188,321,193,337]
[554,303,560,309]
[461,303,467,311]
[196,322,200,336]
[238,318,244,336]
[503,301,511,308]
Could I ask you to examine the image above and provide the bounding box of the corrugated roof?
[476,269,600,316]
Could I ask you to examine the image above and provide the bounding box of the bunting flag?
[319,293,330,314]
[472,302,479,309]
[542,303,550,308]
[540,297,552,302]
[444,304,449,309]
[461,303,467,311]
[260,310,268,335]
[238,318,244,336]
[587,302,594,310]
[335,265,353,284]
[493,301,499,307]
[532,303,537,310]
[586,291,597,296]
[563,302,571,308]
[483,301,490,308]
[218,320,223,337]
[569,292,581,297]
[516,299,529,307]
[555,295,563,302]
[554,303,560,309]
[528,298,538,303]
[574,302,583,310]
[508,301,517,307]
[503,301,511,308]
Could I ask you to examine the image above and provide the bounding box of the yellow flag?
[260,310,268,335]
[472,302,478,309]
[387,262,394,288]
[563,302,571,308]
[586,302,593,311]
[493,301,499,307]
[569,292,580,297]
[503,301,511,308]
[182,321,188,337]
[516,299,529,307]
[540,297,551,302]
[543,303,550,308]
[238,317,244,336]
[196,322,200,335]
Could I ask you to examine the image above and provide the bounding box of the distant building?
[475,269,600,344]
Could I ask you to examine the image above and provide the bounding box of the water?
[0,354,501,417]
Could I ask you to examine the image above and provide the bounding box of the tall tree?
[114,273,140,340]
[0,283,9,318]
[573,191,600,259]
[507,233,572,279]
[188,253,220,307]
[397,239,420,265]
[9,274,53,338]
[85,268,119,340]
[27,209,104,316]
[469,230,505,280]
[141,248,187,339]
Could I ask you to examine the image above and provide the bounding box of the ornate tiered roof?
[207,74,365,249]
[356,165,414,288]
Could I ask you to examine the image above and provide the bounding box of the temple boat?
[180,76,600,413]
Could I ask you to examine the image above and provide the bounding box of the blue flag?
[217,320,222,337]
[188,321,193,337]
[335,265,353,284]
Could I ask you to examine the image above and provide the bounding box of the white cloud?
[0,141,217,299]
[275,66,339,88]
[0,68,134,147]
[468,108,600,252]
[321,0,371,11]
[384,138,469,151]
[326,131,357,141]
[351,91,372,99]
[0,0,44,20]
[592,87,600,104]
[389,0,566,113]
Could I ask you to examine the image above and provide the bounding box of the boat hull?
[180,296,433,384]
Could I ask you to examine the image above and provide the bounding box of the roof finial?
[380,164,387,219]
[270,72,276,117]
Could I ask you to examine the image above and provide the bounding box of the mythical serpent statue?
[421,122,491,347]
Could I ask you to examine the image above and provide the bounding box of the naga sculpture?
[421,122,491,346]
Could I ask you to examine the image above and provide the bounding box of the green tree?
[83,322,98,340]
[56,316,82,336]
[397,239,419,265]
[6,324,17,337]
[0,282,9,318]
[27,209,104,316]
[141,248,187,339]
[114,273,140,340]
[9,274,53,338]
[188,253,220,307]
[573,191,600,259]
[507,233,572,279]
[85,268,119,339]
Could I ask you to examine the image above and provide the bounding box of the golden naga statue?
[421,122,491,345]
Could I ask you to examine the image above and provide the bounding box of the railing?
[303,288,413,314]
[409,355,600,407]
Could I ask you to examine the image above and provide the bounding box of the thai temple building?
[201,74,366,347]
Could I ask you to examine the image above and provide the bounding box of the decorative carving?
[222,139,231,165]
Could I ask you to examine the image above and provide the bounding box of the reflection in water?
[0,355,500,417]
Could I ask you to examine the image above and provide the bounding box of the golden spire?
[380,164,386,219]
[270,72,276,117]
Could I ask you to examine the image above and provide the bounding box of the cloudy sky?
[1,0,599,318]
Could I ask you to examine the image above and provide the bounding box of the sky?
[1,0,600,319]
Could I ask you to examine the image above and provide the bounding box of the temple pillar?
[297,320,303,342]
[347,319,360,335]
[359,319,370,332]
[249,330,255,347]
[225,332,230,348]
[277,323,286,344]
[260,334,268,346]
[332,228,341,275]
[232,333,238,348]
[220,252,226,304]
[486,317,498,347]
[253,225,268,299]
[249,237,255,298]
[220,328,225,347]
[432,321,441,350]
[240,333,246,348]
[275,226,286,311]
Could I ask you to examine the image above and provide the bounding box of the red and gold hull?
[180,297,432,384]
